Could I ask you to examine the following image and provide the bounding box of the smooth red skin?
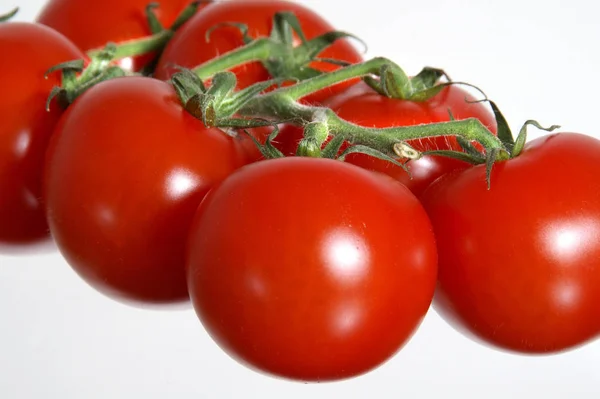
[421,133,600,353]
[0,23,84,245]
[186,157,437,381]
[154,0,364,104]
[276,82,497,197]
[44,77,251,305]
[37,0,193,71]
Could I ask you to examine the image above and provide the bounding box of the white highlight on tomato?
[165,168,200,200]
[323,228,370,283]
[13,130,31,158]
[543,217,600,262]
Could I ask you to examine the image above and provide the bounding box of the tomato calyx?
[46,44,128,111]
[136,1,208,75]
[364,64,450,102]
[172,48,527,186]
[0,7,18,22]
[193,11,364,85]
[421,101,560,188]
[44,2,206,111]
[145,3,166,35]
[171,68,286,128]
[82,1,203,75]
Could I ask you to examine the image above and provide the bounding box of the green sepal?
[169,1,202,31]
[363,76,385,96]
[411,67,446,92]
[487,100,515,153]
[422,149,485,165]
[456,136,484,159]
[379,64,410,99]
[171,67,207,105]
[408,84,446,102]
[206,22,252,44]
[365,64,447,102]
[512,120,561,158]
[298,31,365,64]
[170,68,216,126]
[46,65,126,111]
[45,59,85,78]
[485,148,500,190]
[46,86,68,111]
[321,134,345,159]
[145,3,164,34]
[205,71,237,104]
[243,123,285,159]
[0,7,18,22]
[270,11,307,46]
[338,145,411,176]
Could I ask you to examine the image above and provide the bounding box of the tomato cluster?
[2,0,599,383]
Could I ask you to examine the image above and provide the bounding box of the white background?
[2,0,600,398]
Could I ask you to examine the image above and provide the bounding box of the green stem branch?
[238,86,503,158]
[279,57,392,100]
[192,39,272,80]
[86,30,174,61]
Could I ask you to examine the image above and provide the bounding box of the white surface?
[2,0,600,398]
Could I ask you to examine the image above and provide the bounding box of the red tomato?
[276,82,497,197]
[154,0,363,104]
[0,22,84,246]
[420,133,600,353]
[44,77,252,305]
[37,0,194,71]
[186,157,437,381]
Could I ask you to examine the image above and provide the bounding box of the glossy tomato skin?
[277,82,497,197]
[44,77,251,305]
[0,23,84,245]
[154,0,363,104]
[37,0,193,71]
[186,157,437,381]
[421,133,600,353]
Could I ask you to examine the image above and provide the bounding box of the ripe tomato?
[276,82,497,197]
[37,0,194,71]
[0,22,83,246]
[154,0,364,104]
[186,157,437,381]
[421,133,600,353]
[44,77,252,305]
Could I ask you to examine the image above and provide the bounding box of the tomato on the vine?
[37,0,194,71]
[421,133,600,353]
[276,82,497,197]
[186,157,437,381]
[0,22,84,246]
[44,76,253,304]
[154,0,364,104]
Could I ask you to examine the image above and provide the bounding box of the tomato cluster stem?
[231,58,504,157]
[193,39,272,81]
[166,15,504,160]
[86,29,174,61]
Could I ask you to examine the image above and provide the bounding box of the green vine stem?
[192,39,272,81]
[86,29,173,61]
[85,1,201,66]
[227,57,506,158]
